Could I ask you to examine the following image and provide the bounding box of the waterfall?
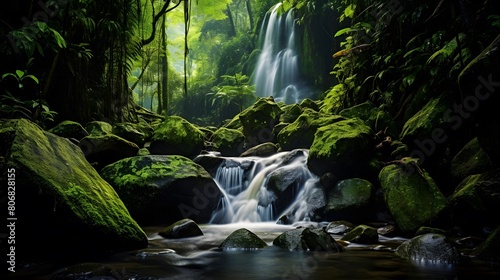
[209,149,323,224]
[252,3,309,104]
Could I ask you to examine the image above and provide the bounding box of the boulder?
[219,228,267,250]
[299,98,320,111]
[325,178,374,222]
[277,109,344,151]
[378,159,449,235]
[51,263,121,280]
[279,103,303,123]
[48,120,89,140]
[474,226,500,261]
[273,227,343,252]
[326,220,354,235]
[450,137,493,182]
[112,122,148,147]
[86,121,113,136]
[100,155,222,225]
[340,225,379,244]
[79,134,139,168]
[307,118,374,178]
[239,97,282,147]
[448,169,500,230]
[158,218,203,239]
[0,119,147,259]
[149,116,205,158]
[211,127,245,157]
[395,233,461,264]
[240,142,278,157]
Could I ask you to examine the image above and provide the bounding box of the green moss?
[48,120,88,139]
[150,116,205,156]
[211,127,245,156]
[86,121,113,136]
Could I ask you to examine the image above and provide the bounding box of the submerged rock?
[395,233,461,264]
[159,218,203,239]
[219,228,267,250]
[308,118,374,178]
[149,115,205,158]
[378,159,449,235]
[0,119,147,258]
[100,155,222,225]
[340,225,379,244]
[273,227,343,252]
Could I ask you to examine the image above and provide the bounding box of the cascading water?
[208,149,325,224]
[252,3,309,104]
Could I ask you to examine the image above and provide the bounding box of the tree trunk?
[246,0,254,31]
[226,4,236,37]
[161,14,169,115]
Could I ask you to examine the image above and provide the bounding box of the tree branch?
[141,0,182,46]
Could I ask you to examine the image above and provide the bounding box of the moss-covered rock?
[86,121,113,136]
[474,226,500,261]
[112,122,147,147]
[149,116,205,158]
[340,225,379,244]
[450,137,493,182]
[0,119,147,259]
[340,101,397,136]
[240,142,278,157]
[211,127,245,157]
[299,98,320,111]
[307,118,374,178]
[273,227,343,252]
[378,159,449,235]
[219,228,267,250]
[414,226,448,237]
[100,155,222,225]
[448,169,500,229]
[395,233,461,264]
[158,218,203,239]
[279,103,304,123]
[325,178,374,222]
[48,120,89,140]
[79,134,139,168]
[277,109,344,151]
[239,97,282,147]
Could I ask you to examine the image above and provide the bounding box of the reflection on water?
[16,223,500,280]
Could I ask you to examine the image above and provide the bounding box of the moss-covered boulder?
[340,225,379,244]
[277,109,344,151]
[474,226,500,261]
[79,134,139,168]
[48,120,89,140]
[325,178,374,222]
[273,227,343,252]
[149,116,205,158]
[112,122,148,147]
[211,127,245,157]
[279,103,303,123]
[450,137,493,182]
[378,159,449,235]
[100,155,222,225]
[240,142,278,157]
[299,98,320,111]
[307,118,374,178]
[395,233,461,264]
[219,228,267,250]
[0,119,147,259]
[86,121,113,136]
[448,169,500,229]
[158,218,203,239]
[340,101,397,136]
[239,97,282,147]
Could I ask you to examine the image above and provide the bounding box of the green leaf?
[16,70,25,78]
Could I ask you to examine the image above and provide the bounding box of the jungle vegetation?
[1,0,498,128]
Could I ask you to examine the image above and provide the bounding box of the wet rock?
[326,220,354,235]
[0,119,147,258]
[159,218,203,239]
[149,116,205,158]
[79,134,139,168]
[451,137,493,182]
[51,263,121,280]
[448,169,500,230]
[319,172,339,191]
[377,224,398,237]
[414,226,448,237]
[193,153,225,175]
[219,228,267,250]
[277,108,343,151]
[308,118,374,178]
[273,227,343,252]
[378,159,449,235]
[239,97,282,147]
[240,142,278,157]
[473,226,500,261]
[101,155,222,225]
[48,120,89,140]
[396,233,461,264]
[211,127,245,157]
[325,178,374,222]
[340,225,379,244]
